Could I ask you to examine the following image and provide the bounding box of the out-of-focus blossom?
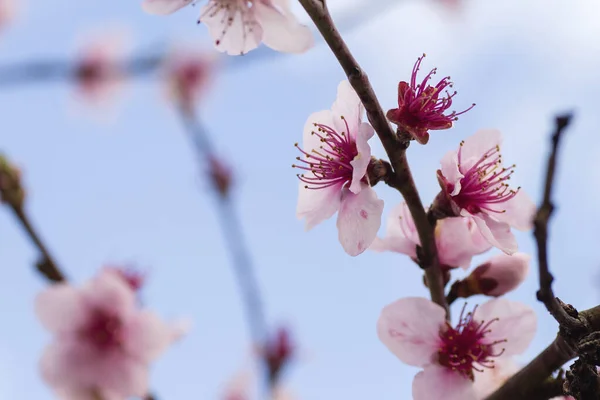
[378,297,536,400]
[0,0,16,31]
[73,32,128,105]
[370,202,491,269]
[472,357,520,398]
[386,54,474,144]
[103,266,145,292]
[35,269,184,399]
[163,47,215,111]
[261,327,294,384]
[208,155,234,197]
[435,129,536,254]
[221,369,295,400]
[142,0,313,56]
[462,253,530,297]
[294,80,383,256]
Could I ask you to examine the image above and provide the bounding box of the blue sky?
[1,0,600,399]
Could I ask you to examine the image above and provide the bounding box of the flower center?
[392,54,475,133]
[80,308,124,351]
[452,142,520,214]
[437,304,506,381]
[292,116,358,190]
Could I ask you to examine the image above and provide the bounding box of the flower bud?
[0,154,25,208]
[466,253,530,297]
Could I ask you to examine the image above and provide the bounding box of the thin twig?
[297,0,447,316]
[534,113,582,331]
[8,205,65,282]
[177,106,270,397]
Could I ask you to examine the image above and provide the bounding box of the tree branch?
[297,0,447,316]
[534,114,582,331]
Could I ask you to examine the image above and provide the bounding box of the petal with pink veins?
[142,0,191,15]
[253,1,313,54]
[476,298,536,357]
[336,185,383,256]
[348,122,374,193]
[458,129,503,172]
[296,182,342,230]
[413,364,477,400]
[377,297,444,367]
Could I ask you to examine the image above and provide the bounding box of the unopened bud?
[262,326,295,385]
[366,157,390,186]
[208,156,233,197]
[463,253,530,297]
[0,154,25,208]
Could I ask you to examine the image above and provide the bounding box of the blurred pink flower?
[73,32,127,105]
[35,269,183,399]
[142,0,313,56]
[370,202,491,269]
[103,266,145,292]
[467,253,530,297]
[163,47,215,111]
[436,129,536,254]
[0,0,16,30]
[386,54,474,144]
[294,80,383,256]
[378,297,536,400]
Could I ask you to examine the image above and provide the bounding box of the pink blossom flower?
[142,0,313,56]
[386,54,474,144]
[436,129,536,254]
[467,253,530,297]
[377,297,536,400]
[163,47,215,111]
[294,80,383,256]
[472,357,520,398]
[35,269,183,399]
[370,202,491,269]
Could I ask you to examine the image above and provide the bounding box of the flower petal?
[296,182,342,231]
[413,365,477,400]
[81,270,137,319]
[494,190,536,231]
[302,110,335,151]
[199,1,262,56]
[35,284,88,334]
[336,185,383,256]
[476,298,536,357]
[377,297,444,367]
[253,1,313,54]
[123,311,178,363]
[477,253,530,296]
[440,149,463,195]
[331,80,363,136]
[348,122,374,193]
[369,202,418,257]
[472,357,521,399]
[436,217,482,269]
[459,129,503,172]
[141,0,190,15]
[469,212,517,255]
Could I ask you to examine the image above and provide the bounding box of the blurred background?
[1,0,600,399]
